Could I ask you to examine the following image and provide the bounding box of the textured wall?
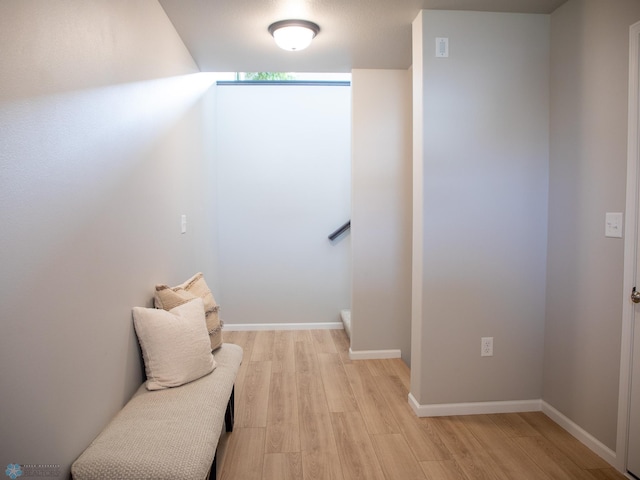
[351,69,413,363]
[215,84,351,326]
[545,0,640,451]
[0,1,216,476]
[412,10,550,405]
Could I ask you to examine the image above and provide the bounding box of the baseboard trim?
[408,394,542,417]
[406,395,619,469]
[348,348,401,360]
[541,401,617,467]
[224,322,344,331]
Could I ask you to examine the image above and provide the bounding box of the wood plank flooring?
[217,329,625,480]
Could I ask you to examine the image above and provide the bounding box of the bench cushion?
[71,343,243,480]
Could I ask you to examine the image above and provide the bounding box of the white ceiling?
[159,0,567,73]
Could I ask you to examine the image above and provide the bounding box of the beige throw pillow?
[154,272,223,351]
[133,298,216,391]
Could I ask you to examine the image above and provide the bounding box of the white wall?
[545,0,640,451]
[351,69,413,363]
[412,10,549,405]
[215,84,351,326]
[0,1,217,476]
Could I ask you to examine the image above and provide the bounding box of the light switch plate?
[181,214,187,234]
[436,37,449,57]
[605,212,623,238]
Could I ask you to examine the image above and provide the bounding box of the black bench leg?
[211,387,234,479]
[225,385,235,433]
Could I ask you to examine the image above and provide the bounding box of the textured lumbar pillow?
[154,272,223,350]
[133,298,216,390]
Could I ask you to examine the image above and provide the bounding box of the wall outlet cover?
[481,337,493,357]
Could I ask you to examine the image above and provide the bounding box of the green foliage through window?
[237,72,296,81]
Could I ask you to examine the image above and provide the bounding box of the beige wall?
[350,69,413,363]
[215,84,351,327]
[5,0,638,474]
[0,1,217,475]
[412,10,550,405]
[545,0,640,451]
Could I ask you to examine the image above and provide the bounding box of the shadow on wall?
[0,72,217,476]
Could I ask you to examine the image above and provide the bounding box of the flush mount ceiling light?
[268,20,320,51]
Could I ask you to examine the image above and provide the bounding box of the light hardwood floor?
[216,329,625,480]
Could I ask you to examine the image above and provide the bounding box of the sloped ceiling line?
[159,0,567,72]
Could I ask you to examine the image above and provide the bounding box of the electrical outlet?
[481,337,493,357]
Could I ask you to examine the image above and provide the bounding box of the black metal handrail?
[328,220,351,241]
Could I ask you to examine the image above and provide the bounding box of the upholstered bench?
[71,342,242,480]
